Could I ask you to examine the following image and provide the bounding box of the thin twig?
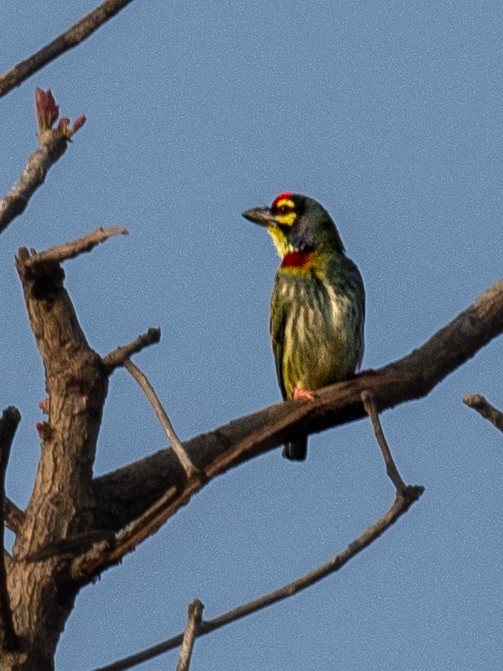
[102,329,161,372]
[88,485,424,671]
[0,407,21,651]
[124,360,201,480]
[463,394,503,434]
[72,484,178,579]
[0,0,137,98]
[362,391,406,493]
[22,226,128,267]
[0,131,68,235]
[176,600,204,671]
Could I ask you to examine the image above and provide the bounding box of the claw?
[292,387,317,401]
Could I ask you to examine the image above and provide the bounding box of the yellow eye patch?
[273,198,296,226]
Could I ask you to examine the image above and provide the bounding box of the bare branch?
[102,329,161,372]
[88,486,423,671]
[22,226,128,267]
[93,277,503,535]
[463,394,503,434]
[72,481,179,579]
[0,407,21,652]
[0,131,68,235]
[0,0,137,99]
[362,391,406,492]
[124,360,201,480]
[3,498,25,535]
[176,600,204,671]
[11,235,113,662]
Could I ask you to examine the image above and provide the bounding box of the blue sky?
[1,1,502,669]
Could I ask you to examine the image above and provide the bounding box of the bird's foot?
[293,387,317,401]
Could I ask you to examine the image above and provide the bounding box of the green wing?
[269,276,288,400]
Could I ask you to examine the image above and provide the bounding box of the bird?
[242,192,365,461]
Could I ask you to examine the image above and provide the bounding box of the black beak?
[241,206,276,227]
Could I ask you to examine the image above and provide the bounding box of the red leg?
[292,387,317,401]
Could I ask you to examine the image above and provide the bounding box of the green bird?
[242,192,365,461]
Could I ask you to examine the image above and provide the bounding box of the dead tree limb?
[2,231,151,670]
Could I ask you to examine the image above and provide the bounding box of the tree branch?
[124,360,201,480]
[102,329,161,372]
[89,486,423,671]
[23,226,128,267]
[0,407,21,652]
[0,130,68,235]
[0,0,137,99]
[362,391,406,492]
[463,394,503,434]
[3,498,24,535]
[176,600,204,671]
[93,278,503,535]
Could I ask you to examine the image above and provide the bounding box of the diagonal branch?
[0,406,21,652]
[124,360,201,480]
[176,600,204,671]
[0,130,68,235]
[23,226,128,267]
[102,329,161,372]
[0,0,137,99]
[463,394,503,434]
[88,486,423,671]
[93,277,503,536]
[362,391,406,492]
[3,498,25,535]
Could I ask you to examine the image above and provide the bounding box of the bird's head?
[242,192,344,258]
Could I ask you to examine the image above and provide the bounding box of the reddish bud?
[72,114,87,134]
[35,88,87,138]
[57,117,70,134]
[35,87,59,131]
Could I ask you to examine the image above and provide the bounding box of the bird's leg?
[293,387,317,401]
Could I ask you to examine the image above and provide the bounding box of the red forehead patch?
[271,192,294,209]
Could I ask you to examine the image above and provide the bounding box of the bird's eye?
[278,205,291,215]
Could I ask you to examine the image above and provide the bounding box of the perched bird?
[242,193,365,461]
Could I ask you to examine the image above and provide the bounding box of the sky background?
[1,1,502,669]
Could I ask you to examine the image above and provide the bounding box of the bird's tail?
[282,436,308,461]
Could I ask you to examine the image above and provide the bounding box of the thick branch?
[93,278,503,535]
[0,407,21,652]
[90,486,423,671]
[0,0,137,99]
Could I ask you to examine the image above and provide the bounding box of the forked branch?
[89,484,423,671]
